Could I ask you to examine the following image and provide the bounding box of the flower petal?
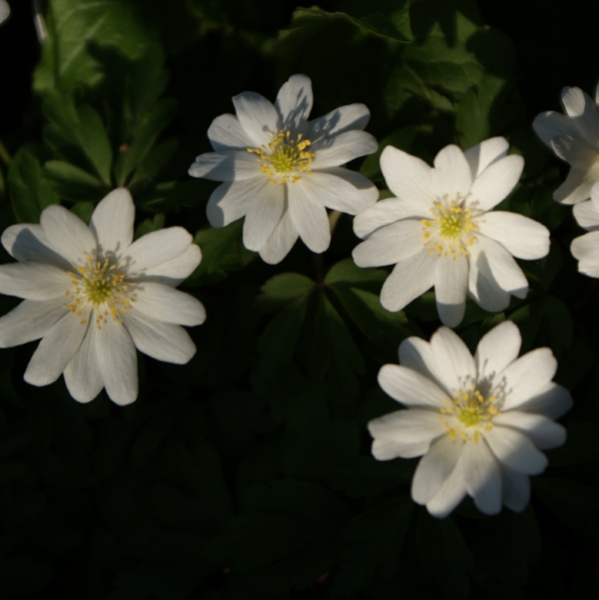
[306,170,377,215]
[434,255,468,327]
[515,382,572,420]
[553,166,599,204]
[310,130,378,169]
[40,205,97,264]
[532,110,580,147]
[371,438,432,460]
[208,113,254,151]
[141,245,201,287]
[477,212,550,260]
[378,364,447,408]
[258,209,299,265]
[462,439,502,515]
[24,309,90,386]
[484,426,547,475]
[1,224,70,268]
[467,241,512,312]
[425,451,468,518]
[550,134,599,169]
[207,178,267,228]
[126,227,193,273]
[232,91,281,147]
[242,181,285,251]
[353,197,429,239]
[561,86,599,150]
[493,411,566,450]
[308,103,370,140]
[352,219,423,267]
[398,335,445,387]
[63,323,104,403]
[0,263,72,300]
[95,316,138,405]
[429,326,476,394]
[0,298,68,347]
[275,74,313,135]
[89,188,135,254]
[188,151,261,181]
[468,155,523,211]
[475,320,521,381]
[124,310,196,365]
[288,179,331,253]
[133,283,206,326]
[431,145,472,199]
[379,248,436,312]
[571,231,599,277]
[463,137,509,179]
[572,194,599,231]
[500,464,530,512]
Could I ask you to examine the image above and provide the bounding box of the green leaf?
[43,160,109,201]
[8,148,60,223]
[69,201,94,224]
[325,258,386,291]
[134,213,165,240]
[256,273,316,313]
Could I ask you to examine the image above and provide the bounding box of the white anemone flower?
[570,181,599,276]
[189,74,378,264]
[0,0,9,25]
[352,138,550,327]
[368,322,571,518]
[533,83,599,204]
[0,189,205,405]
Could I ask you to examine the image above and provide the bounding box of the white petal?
[500,464,530,512]
[425,452,468,518]
[462,440,502,515]
[258,209,299,265]
[310,130,378,169]
[89,188,135,254]
[40,205,96,264]
[242,181,285,251]
[429,326,476,394]
[411,435,462,505]
[133,283,206,326]
[353,197,430,239]
[126,227,193,273]
[431,145,472,199]
[572,197,599,231]
[188,151,261,181]
[500,348,557,411]
[288,180,330,253]
[398,336,442,385]
[124,310,196,365]
[275,74,313,135]
[379,146,434,205]
[63,324,103,403]
[308,103,370,140]
[553,166,599,204]
[0,298,68,347]
[95,316,138,405]
[141,245,201,287]
[352,220,423,267]
[371,438,432,460]
[477,212,550,260]
[434,256,468,327]
[1,224,70,269]
[532,111,580,147]
[305,170,377,215]
[319,167,378,211]
[493,411,566,450]
[379,248,436,311]
[468,155,523,211]
[463,137,509,179]
[207,178,267,228]
[484,426,547,475]
[208,113,254,151]
[550,135,599,169]
[475,321,521,381]
[0,263,71,300]
[232,91,281,147]
[368,408,444,458]
[571,231,599,277]
[378,364,448,408]
[515,382,572,420]
[561,86,599,149]
[24,310,90,386]
[467,241,512,312]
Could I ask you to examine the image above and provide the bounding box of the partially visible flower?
[570,181,599,276]
[189,74,378,264]
[0,0,9,25]
[533,83,599,204]
[0,189,205,405]
[368,322,571,518]
[352,138,550,327]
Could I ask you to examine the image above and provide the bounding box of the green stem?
[0,139,11,167]
[328,210,342,235]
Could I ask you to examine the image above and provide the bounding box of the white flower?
[0,189,205,405]
[0,0,9,25]
[533,83,599,204]
[188,74,378,264]
[368,322,571,518]
[570,181,599,276]
[352,138,550,327]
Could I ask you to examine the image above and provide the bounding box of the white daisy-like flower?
[188,74,378,264]
[0,0,9,25]
[352,138,550,327]
[0,189,205,405]
[368,322,571,518]
[533,83,599,204]
[570,181,599,276]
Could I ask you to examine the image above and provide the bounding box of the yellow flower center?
[247,130,316,185]
[439,383,500,443]
[422,196,478,259]
[64,253,136,329]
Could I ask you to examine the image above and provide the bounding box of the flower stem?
[329,210,342,234]
[0,139,12,167]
